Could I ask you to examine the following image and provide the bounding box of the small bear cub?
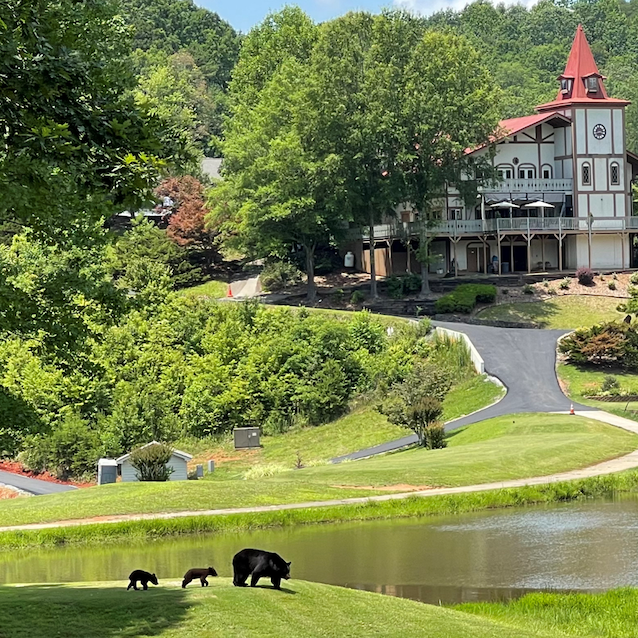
[127,570,158,590]
[232,548,291,590]
[181,566,218,588]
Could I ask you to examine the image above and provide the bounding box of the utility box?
[234,427,261,449]
[97,458,118,485]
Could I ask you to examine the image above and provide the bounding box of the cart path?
[333,321,593,462]
[1,409,637,533]
[0,471,77,496]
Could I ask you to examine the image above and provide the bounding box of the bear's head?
[271,554,291,580]
[207,567,218,577]
[150,573,158,586]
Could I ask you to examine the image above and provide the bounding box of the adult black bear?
[181,566,218,588]
[127,570,158,590]
[232,548,291,590]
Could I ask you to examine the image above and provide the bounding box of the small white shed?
[116,441,192,482]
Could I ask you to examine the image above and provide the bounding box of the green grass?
[0,414,633,532]
[0,580,547,638]
[302,306,411,327]
[293,413,638,488]
[477,295,625,328]
[558,362,638,420]
[2,470,638,550]
[460,588,638,638]
[178,279,228,298]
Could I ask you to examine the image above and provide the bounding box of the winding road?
[0,471,76,496]
[333,321,593,462]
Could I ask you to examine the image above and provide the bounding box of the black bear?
[127,570,158,590]
[232,548,291,590]
[181,566,218,588]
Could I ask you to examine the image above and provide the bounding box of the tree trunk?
[419,234,431,299]
[304,243,316,302]
[369,205,378,299]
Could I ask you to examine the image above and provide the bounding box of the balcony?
[478,178,573,193]
[360,216,638,240]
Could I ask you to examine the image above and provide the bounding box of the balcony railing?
[359,216,638,240]
[478,178,573,193]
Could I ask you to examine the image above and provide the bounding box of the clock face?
[593,124,607,140]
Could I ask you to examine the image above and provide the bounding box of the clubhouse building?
[353,25,638,276]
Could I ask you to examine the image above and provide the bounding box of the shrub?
[350,290,366,305]
[260,261,303,292]
[129,443,175,481]
[501,288,509,295]
[631,272,638,285]
[434,284,496,314]
[559,277,571,290]
[559,322,630,366]
[613,272,618,280]
[386,273,422,298]
[601,375,620,393]
[424,423,447,449]
[576,267,594,286]
[547,288,557,296]
[542,280,549,288]
[522,284,535,295]
[608,281,617,290]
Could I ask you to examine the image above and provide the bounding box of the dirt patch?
[332,483,433,492]
[189,448,260,468]
[0,486,23,500]
[0,461,93,488]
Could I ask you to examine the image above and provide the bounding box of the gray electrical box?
[97,458,118,485]
[233,427,261,449]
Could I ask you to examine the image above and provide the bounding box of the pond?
[2,494,638,604]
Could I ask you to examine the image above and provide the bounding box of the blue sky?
[199,0,532,33]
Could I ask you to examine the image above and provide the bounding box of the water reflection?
[2,493,638,604]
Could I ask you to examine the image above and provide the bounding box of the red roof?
[465,112,570,155]
[537,25,629,111]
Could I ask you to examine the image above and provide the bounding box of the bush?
[260,261,303,292]
[631,272,638,285]
[601,375,620,393]
[522,284,535,295]
[576,267,594,286]
[435,284,496,314]
[501,288,509,295]
[424,423,447,449]
[129,443,175,481]
[350,290,366,305]
[608,281,617,290]
[559,277,571,290]
[386,273,422,298]
[558,321,633,366]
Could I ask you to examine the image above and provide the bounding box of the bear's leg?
[127,581,132,590]
[250,573,261,587]
[142,581,148,590]
[233,571,248,587]
[200,577,208,587]
[271,576,281,590]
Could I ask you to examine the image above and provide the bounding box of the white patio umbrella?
[489,200,520,219]
[522,200,555,209]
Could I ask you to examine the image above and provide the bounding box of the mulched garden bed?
[0,461,93,488]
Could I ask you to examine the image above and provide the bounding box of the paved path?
[333,321,592,462]
[2,410,638,533]
[230,275,261,299]
[0,471,76,496]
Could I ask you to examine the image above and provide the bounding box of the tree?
[399,31,500,297]
[0,0,167,241]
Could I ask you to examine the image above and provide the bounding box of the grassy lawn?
[178,279,228,299]
[477,295,625,329]
[0,580,547,638]
[558,362,638,420]
[302,306,411,327]
[460,588,638,638]
[294,413,638,488]
[186,374,504,475]
[0,413,633,529]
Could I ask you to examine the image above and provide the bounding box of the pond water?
[2,494,638,604]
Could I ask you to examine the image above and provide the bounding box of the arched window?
[496,164,513,180]
[582,162,591,186]
[610,162,620,186]
[518,164,535,179]
[541,164,553,179]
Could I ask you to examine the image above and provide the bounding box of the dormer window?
[586,77,598,93]
[560,78,573,94]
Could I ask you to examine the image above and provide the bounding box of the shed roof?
[116,441,192,464]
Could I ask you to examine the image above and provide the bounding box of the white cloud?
[394,0,539,17]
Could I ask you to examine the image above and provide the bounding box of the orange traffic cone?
[569,404,575,415]
[226,284,233,298]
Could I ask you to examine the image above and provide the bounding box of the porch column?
[453,238,458,277]
[482,240,488,275]
[621,232,626,269]
[588,225,592,269]
[527,234,531,274]
[388,240,393,275]
[510,238,514,273]
[541,236,545,271]
[497,232,502,275]
[559,234,563,271]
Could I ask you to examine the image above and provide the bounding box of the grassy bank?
[477,295,624,328]
[460,588,638,638]
[177,279,228,298]
[0,579,545,638]
[558,363,638,419]
[1,470,638,551]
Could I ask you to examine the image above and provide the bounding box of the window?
[542,165,553,179]
[518,165,535,179]
[611,162,620,185]
[448,208,463,220]
[560,78,572,94]
[586,77,598,93]
[497,165,513,179]
[582,163,591,186]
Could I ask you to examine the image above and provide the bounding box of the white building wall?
[575,234,627,269]
[613,109,624,154]
[575,109,586,154]
[120,455,189,482]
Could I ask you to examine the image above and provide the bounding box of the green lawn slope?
[477,295,624,329]
[0,579,548,638]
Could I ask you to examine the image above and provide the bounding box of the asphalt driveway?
[0,470,77,496]
[333,321,589,462]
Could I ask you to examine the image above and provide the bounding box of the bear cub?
[127,570,158,590]
[181,566,218,588]
[232,548,291,590]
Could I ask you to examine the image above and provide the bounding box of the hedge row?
[435,284,497,314]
